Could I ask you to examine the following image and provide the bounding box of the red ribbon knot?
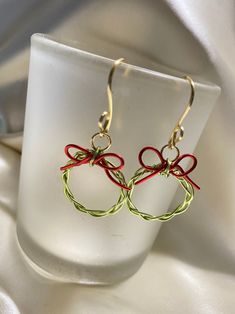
[60,144,130,190]
[136,146,200,190]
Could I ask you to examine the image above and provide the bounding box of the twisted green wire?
[126,164,194,221]
[61,151,127,217]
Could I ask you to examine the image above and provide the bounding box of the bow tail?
[135,168,162,185]
[60,155,91,171]
[105,169,130,191]
[184,174,200,190]
[174,165,200,190]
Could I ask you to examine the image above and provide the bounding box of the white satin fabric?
[0,0,235,313]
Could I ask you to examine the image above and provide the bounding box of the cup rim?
[32,33,220,93]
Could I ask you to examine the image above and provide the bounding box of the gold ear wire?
[98,58,124,134]
[91,58,124,151]
[168,75,195,149]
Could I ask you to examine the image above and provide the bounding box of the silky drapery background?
[0,1,234,313]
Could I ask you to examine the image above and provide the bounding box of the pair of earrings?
[60,59,200,221]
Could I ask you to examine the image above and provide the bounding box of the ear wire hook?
[98,58,124,134]
[168,75,195,149]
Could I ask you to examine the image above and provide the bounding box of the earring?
[126,76,200,221]
[60,58,130,217]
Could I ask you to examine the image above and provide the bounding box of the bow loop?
[135,146,167,185]
[95,152,124,171]
[65,144,91,161]
[138,146,166,171]
[171,154,197,178]
[60,144,92,171]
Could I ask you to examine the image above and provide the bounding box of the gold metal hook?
[98,58,124,134]
[168,75,195,148]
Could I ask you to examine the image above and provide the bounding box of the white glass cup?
[16,34,220,284]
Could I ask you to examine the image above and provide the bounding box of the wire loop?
[91,132,112,151]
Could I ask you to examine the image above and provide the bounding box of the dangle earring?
[126,76,200,221]
[60,58,129,217]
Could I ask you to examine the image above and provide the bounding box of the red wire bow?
[60,144,130,190]
[136,146,200,190]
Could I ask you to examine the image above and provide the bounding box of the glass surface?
[16,34,220,284]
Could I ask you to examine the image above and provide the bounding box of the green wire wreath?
[126,164,194,221]
[61,151,128,217]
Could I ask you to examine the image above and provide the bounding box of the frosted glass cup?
[17,34,220,285]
